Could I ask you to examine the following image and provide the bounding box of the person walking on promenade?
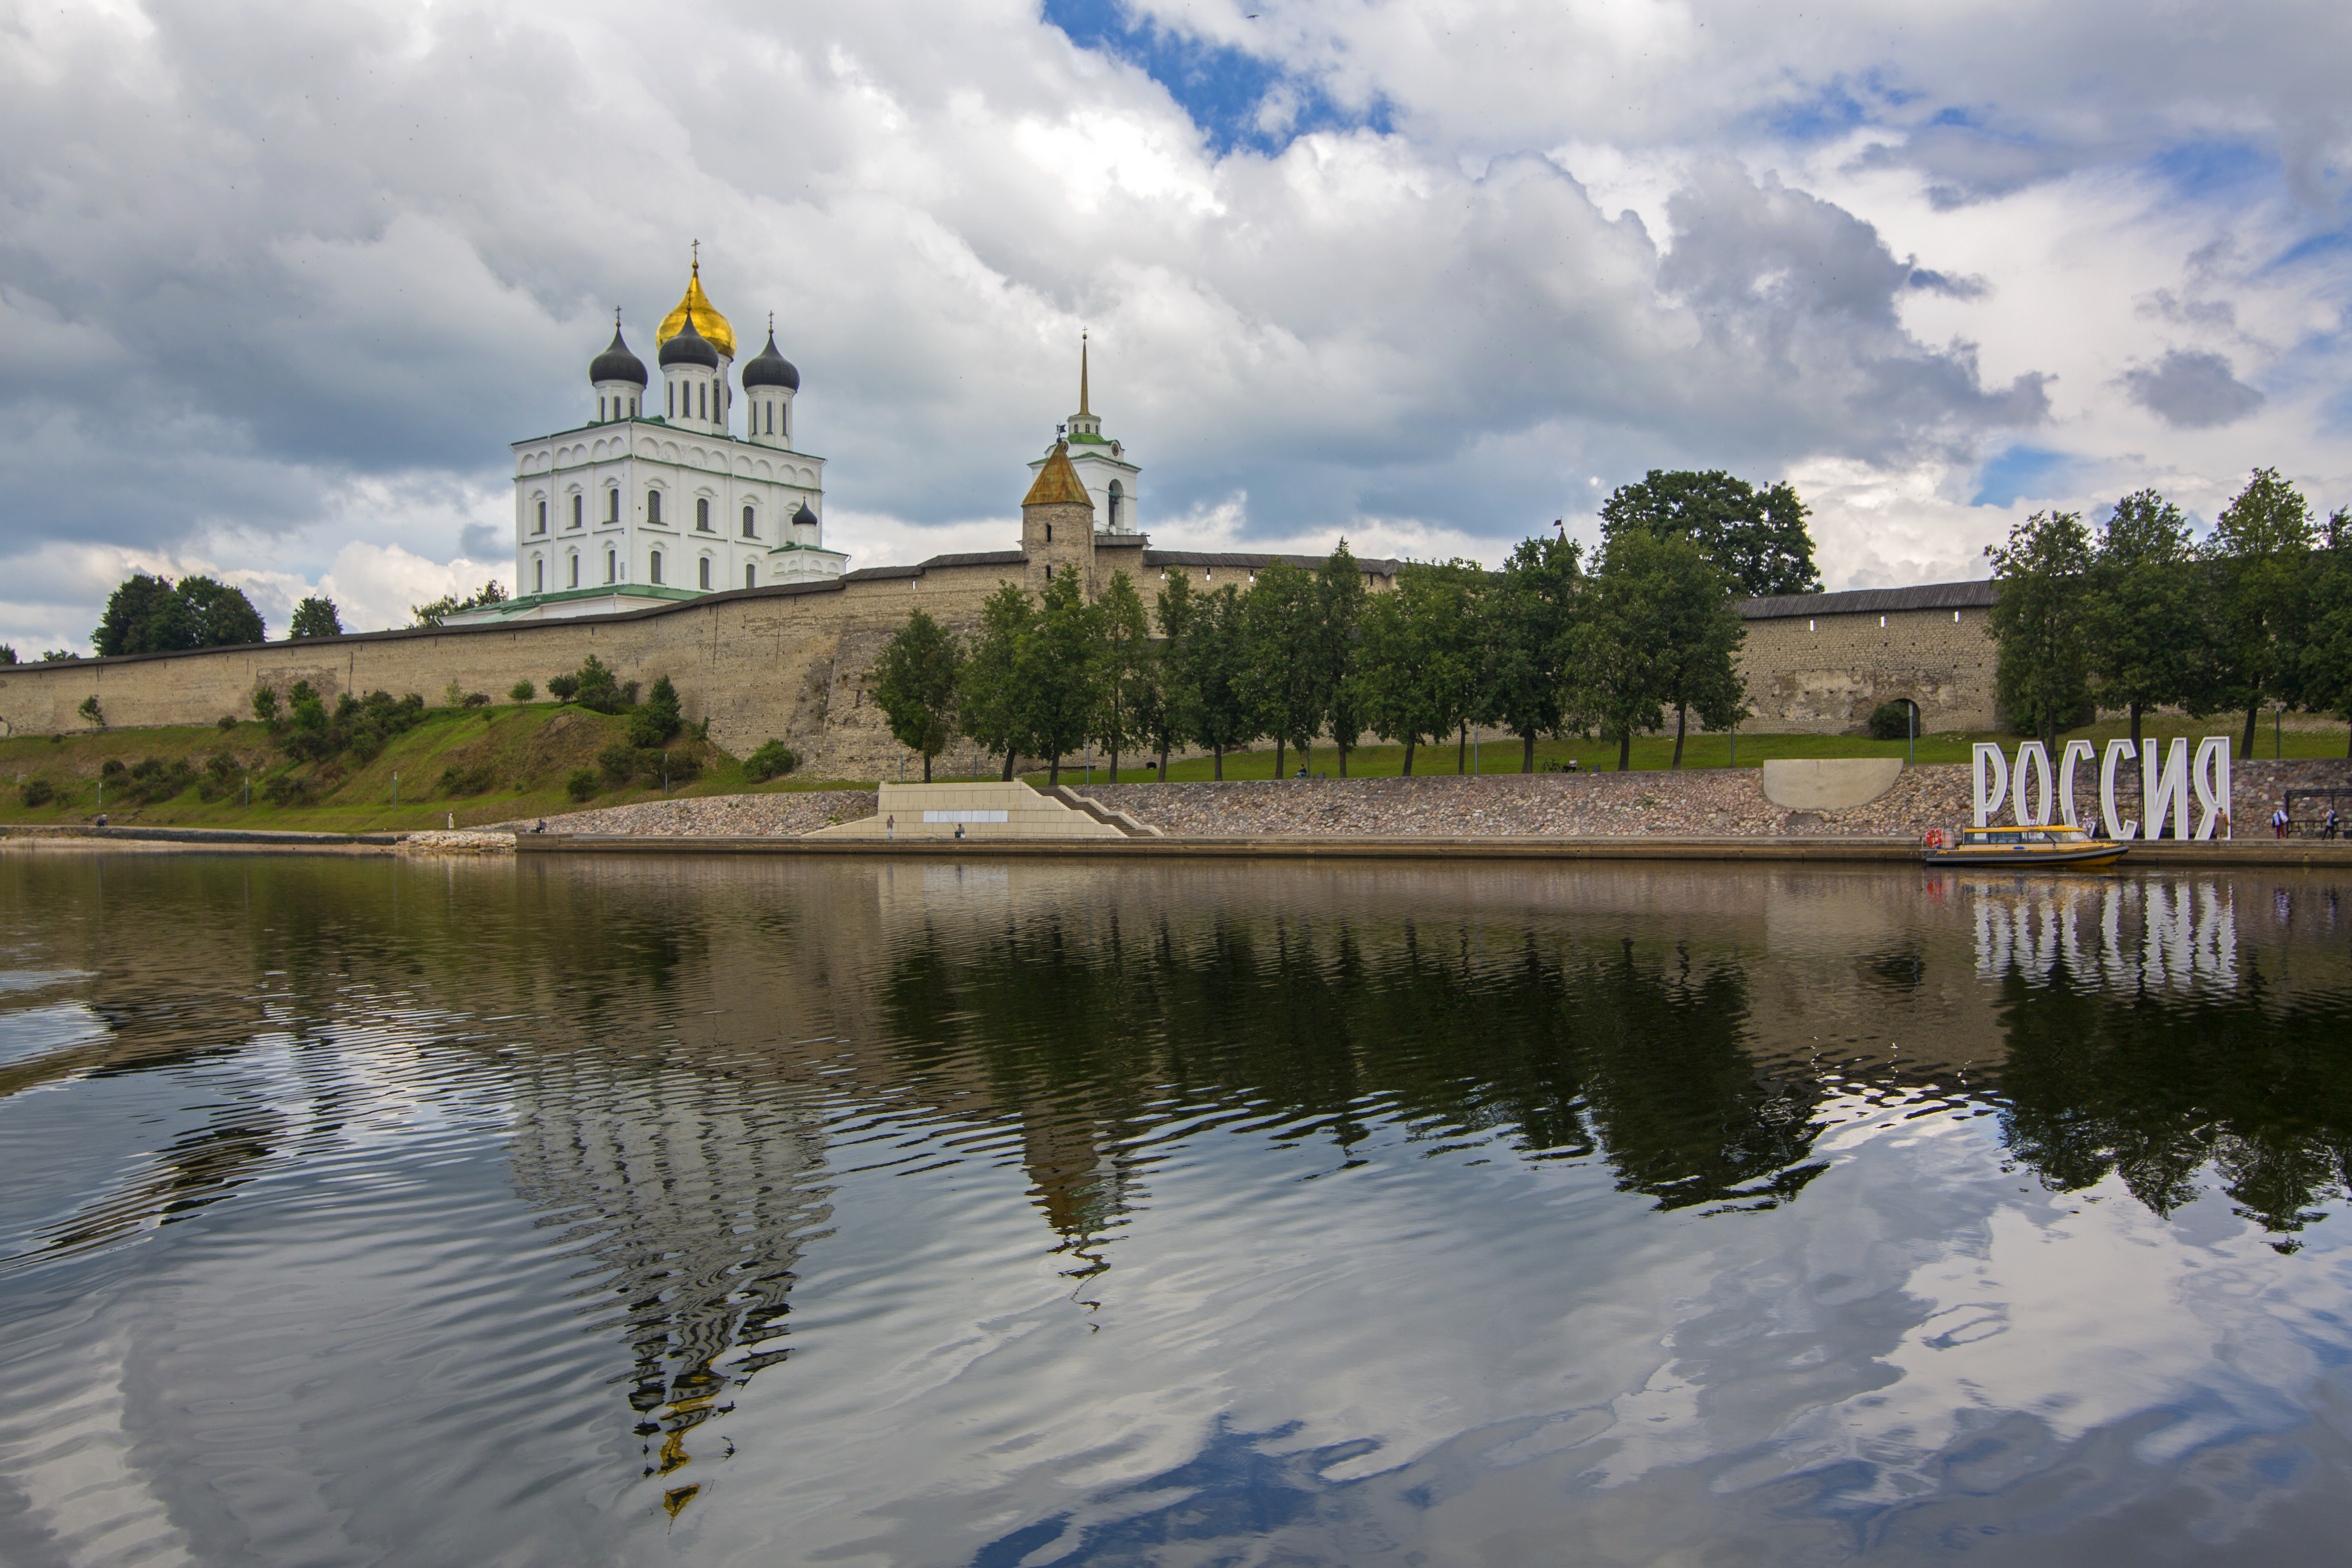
[2274,804,2291,839]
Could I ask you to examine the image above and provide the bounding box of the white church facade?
[449,260,848,626]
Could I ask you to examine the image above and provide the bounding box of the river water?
[3,850,2351,1565]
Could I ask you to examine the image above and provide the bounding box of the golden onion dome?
[657,263,735,360]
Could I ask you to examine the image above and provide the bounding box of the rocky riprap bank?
[504,759,2351,841]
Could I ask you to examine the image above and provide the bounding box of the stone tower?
[1021,441,1096,596]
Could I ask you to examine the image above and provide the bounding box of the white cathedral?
[453,259,848,625]
[450,259,1141,626]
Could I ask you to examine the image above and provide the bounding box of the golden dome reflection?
[657,263,735,360]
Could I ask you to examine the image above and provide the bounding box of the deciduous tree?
[1600,470,1823,598]
[1317,540,1370,776]
[2202,467,2317,754]
[1985,509,2094,752]
[871,609,963,782]
[1092,571,1151,783]
[289,596,343,640]
[959,582,1036,780]
[2085,490,2198,748]
[1482,532,1584,772]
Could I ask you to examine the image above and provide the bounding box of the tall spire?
[1079,331,1090,417]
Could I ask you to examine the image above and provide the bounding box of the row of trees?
[1988,468,2352,754]
[872,472,1782,780]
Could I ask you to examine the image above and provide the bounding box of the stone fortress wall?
[0,555,2004,777]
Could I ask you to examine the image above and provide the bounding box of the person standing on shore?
[2274,804,2291,839]
[886,813,895,840]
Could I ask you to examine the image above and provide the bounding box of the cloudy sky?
[3,0,2348,648]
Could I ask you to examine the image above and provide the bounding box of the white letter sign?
[2144,738,2192,840]
[2058,739,2094,829]
[2193,737,2232,840]
[2013,742,2054,827]
[2100,739,2137,841]
[1973,743,2009,828]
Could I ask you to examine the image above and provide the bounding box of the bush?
[261,773,312,806]
[597,743,638,786]
[100,757,125,778]
[196,753,238,803]
[251,686,280,724]
[743,740,798,781]
[116,757,198,804]
[574,655,625,714]
[438,763,496,796]
[275,689,426,766]
[1866,702,1915,741]
[509,679,535,702]
[626,674,682,748]
[218,714,238,731]
[565,768,599,802]
[460,691,490,708]
[546,673,579,704]
[21,778,55,808]
[77,695,103,726]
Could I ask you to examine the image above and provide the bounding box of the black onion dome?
[791,503,818,529]
[659,311,719,369]
[742,329,800,391]
[589,325,648,386]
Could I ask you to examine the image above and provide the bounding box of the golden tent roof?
[1023,441,1094,508]
[657,263,735,360]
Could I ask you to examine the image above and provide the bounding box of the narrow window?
[1044,564,1053,580]
[572,494,582,528]
[742,506,755,538]
[647,490,662,526]
[650,550,662,585]
[570,555,579,588]
[536,500,547,534]
[782,403,788,439]
[699,557,711,590]
[534,558,544,592]
[608,488,620,523]
[698,381,706,420]
[765,402,774,435]
[598,396,606,422]
[630,396,638,416]
[606,550,615,584]
[697,497,710,531]
[1045,523,1053,543]
[746,564,756,590]
[667,381,675,418]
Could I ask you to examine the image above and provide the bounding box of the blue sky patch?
[1043,0,1390,156]
[1971,445,2070,508]
[2148,140,2271,201]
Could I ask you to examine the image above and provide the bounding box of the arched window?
[571,494,582,528]
[746,564,756,590]
[535,500,547,534]
[534,558,543,593]
[1107,481,1123,529]
[569,554,579,588]
[698,557,711,590]
[697,497,710,531]
[742,506,755,538]
[667,381,675,418]
[607,488,619,523]
[647,490,662,526]
[650,550,663,585]
[630,396,638,416]
[697,381,706,421]
[605,549,615,583]
[598,396,606,422]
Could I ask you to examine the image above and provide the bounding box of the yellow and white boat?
[1921,824,2130,869]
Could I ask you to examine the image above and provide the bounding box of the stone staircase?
[1037,784,1164,837]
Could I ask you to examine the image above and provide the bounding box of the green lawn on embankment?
[999,713,2352,787]
[0,704,868,833]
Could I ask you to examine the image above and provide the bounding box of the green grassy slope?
[0,704,866,833]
